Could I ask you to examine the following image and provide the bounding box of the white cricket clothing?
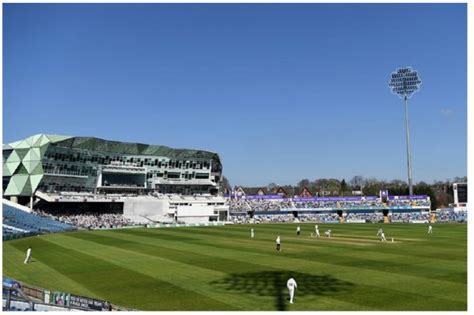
[287,278,297,303]
[381,232,386,242]
[24,248,31,264]
[276,237,281,245]
[251,229,255,238]
[428,226,433,234]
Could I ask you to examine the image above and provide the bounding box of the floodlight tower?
[388,67,422,196]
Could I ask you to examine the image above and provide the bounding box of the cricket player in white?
[380,231,387,242]
[377,228,383,237]
[428,225,433,234]
[251,228,255,238]
[276,236,281,251]
[24,246,32,264]
[315,225,320,238]
[296,226,301,236]
[287,277,297,304]
[325,230,331,238]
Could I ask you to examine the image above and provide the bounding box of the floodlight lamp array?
[389,67,422,99]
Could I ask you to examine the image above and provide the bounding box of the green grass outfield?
[2,223,467,311]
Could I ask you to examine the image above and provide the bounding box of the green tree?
[413,182,437,210]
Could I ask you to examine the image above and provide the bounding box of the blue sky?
[3,4,467,186]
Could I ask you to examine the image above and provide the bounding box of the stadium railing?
[3,277,135,312]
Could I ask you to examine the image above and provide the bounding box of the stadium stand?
[297,213,340,223]
[345,212,384,223]
[390,212,431,223]
[435,209,467,223]
[2,201,76,240]
[34,209,140,229]
[227,195,431,213]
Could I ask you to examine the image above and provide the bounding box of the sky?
[3,3,467,187]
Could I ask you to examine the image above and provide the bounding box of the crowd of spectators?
[34,209,139,229]
[345,212,384,223]
[254,214,295,223]
[230,210,468,225]
[227,199,284,212]
[435,209,467,223]
[229,213,341,224]
[387,199,431,207]
[297,213,340,222]
[390,212,431,223]
[57,213,137,229]
[227,197,431,213]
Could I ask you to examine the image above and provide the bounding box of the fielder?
[315,225,320,238]
[380,230,387,242]
[428,225,433,235]
[251,228,255,238]
[377,228,383,237]
[296,226,301,236]
[276,236,281,251]
[325,229,331,238]
[287,277,297,304]
[24,246,32,264]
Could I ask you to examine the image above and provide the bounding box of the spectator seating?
[227,196,431,213]
[435,209,467,223]
[3,202,76,240]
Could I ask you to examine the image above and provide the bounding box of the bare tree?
[349,175,364,189]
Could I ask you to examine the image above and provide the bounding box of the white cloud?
[440,108,454,116]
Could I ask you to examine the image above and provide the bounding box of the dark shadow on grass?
[210,271,354,311]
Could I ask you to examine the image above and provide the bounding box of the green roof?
[5,134,220,162]
[50,136,220,161]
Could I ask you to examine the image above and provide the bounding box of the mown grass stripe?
[106,227,464,312]
[7,237,235,310]
[3,223,466,311]
[66,231,278,274]
[156,230,466,282]
[104,227,466,304]
[3,242,97,297]
[45,233,276,310]
[148,224,467,262]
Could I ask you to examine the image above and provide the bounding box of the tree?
[313,178,340,196]
[349,176,364,190]
[453,176,467,183]
[361,178,386,196]
[340,179,347,195]
[413,182,437,210]
[387,179,408,195]
[221,176,231,193]
[267,182,278,193]
[297,179,311,189]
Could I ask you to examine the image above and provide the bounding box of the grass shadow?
[211,271,354,311]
